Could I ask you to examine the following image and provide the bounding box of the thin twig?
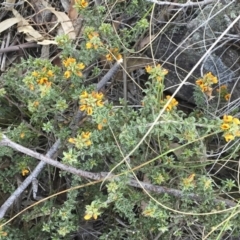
[146,0,216,7]
[0,42,39,54]
[96,58,123,90]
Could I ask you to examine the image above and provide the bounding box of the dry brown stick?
[0,42,39,54]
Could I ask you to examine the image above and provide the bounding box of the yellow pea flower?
[145,65,152,73]
[80,91,88,99]
[224,133,235,142]
[82,132,91,139]
[84,213,92,220]
[234,131,240,137]
[85,140,92,146]
[96,100,103,107]
[86,42,93,49]
[37,77,48,85]
[63,57,76,67]
[22,168,29,176]
[196,79,203,85]
[221,123,230,130]
[76,0,88,9]
[106,54,112,61]
[33,101,39,107]
[77,63,85,70]
[223,115,233,123]
[79,105,87,111]
[166,105,172,112]
[29,84,34,91]
[76,71,83,77]
[32,71,38,77]
[224,94,231,101]
[64,70,71,79]
[47,70,54,77]
[233,118,240,125]
[68,138,76,144]
[86,107,93,115]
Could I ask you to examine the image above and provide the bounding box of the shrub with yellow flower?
[216,85,231,101]
[83,200,103,221]
[79,90,104,115]
[22,168,29,176]
[64,70,71,79]
[0,227,7,237]
[75,0,88,9]
[28,67,55,91]
[63,57,76,68]
[85,30,103,50]
[68,131,92,149]
[196,72,218,97]
[62,57,85,79]
[145,64,168,82]
[105,48,122,62]
[20,132,25,139]
[221,115,240,142]
[182,173,196,190]
[97,118,107,130]
[165,95,178,111]
[160,95,178,112]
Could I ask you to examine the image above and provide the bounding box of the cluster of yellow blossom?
[196,72,218,94]
[62,57,85,79]
[221,115,240,142]
[20,132,25,139]
[142,207,155,217]
[165,95,178,111]
[216,85,231,101]
[22,168,29,176]
[85,31,103,50]
[105,48,122,62]
[79,91,104,115]
[75,0,88,9]
[97,118,107,130]
[31,67,54,90]
[182,173,195,189]
[0,227,7,237]
[68,131,91,149]
[145,64,168,82]
[84,201,101,220]
[161,95,178,111]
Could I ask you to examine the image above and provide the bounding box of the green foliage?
[0,1,240,240]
